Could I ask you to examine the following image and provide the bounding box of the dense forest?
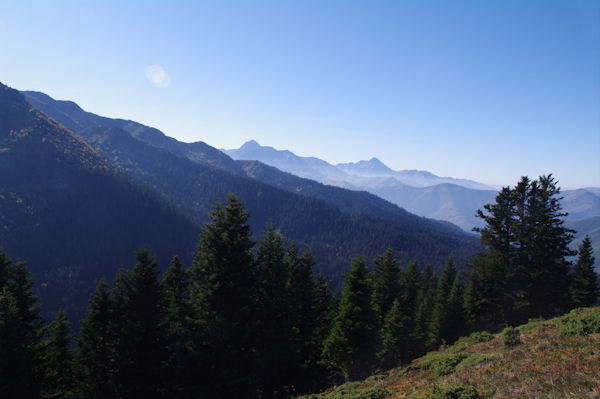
[0,176,597,398]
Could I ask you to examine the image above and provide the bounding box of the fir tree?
[377,298,405,370]
[570,236,599,307]
[469,175,575,327]
[444,275,465,344]
[111,249,168,399]
[428,256,457,348]
[0,258,45,399]
[323,257,377,381]
[288,247,332,394]
[412,264,437,354]
[398,260,419,362]
[371,248,401,325]
[255,226,295,398]
[526,175,575,317]
[190,193,260,398]
[161,256,195,399]
[42,309,75,399]
[76,279,116,399]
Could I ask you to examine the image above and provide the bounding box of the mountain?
[21,89,482,286]
[224,141,600,235]
[224,140,495,190]
[224,139,349,183]
[562,189,600,220]
[0,83,200,322]
[23,90,243,175]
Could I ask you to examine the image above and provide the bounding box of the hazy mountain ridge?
[224,141,600,234]
[23,90,243,175]
[19,89,482,287]
[224,140,495,190]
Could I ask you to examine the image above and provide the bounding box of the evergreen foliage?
[42,309,75,399]
[377,298,405,369]
[190,193,261,398]
[371,248,401,324]
[76,279,116,399]
[428,256,457,348]
[161,256,195,399]
[0,178,594,397]
[323,257,378,381]
[470,175,575,329]
[0,252,45,399]
[570,236,599,307]
[111,249,168,399]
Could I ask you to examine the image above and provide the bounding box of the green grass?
[306,306,600,399]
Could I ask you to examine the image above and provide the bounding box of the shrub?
[414,352,469,376]
[450,331,494,352]
[430,384,480,399]
[501,326,521,348]
[328,387,389,399]
[559,307,600,336]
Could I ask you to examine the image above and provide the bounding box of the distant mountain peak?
[240,140,261,150]
[336,157,394,176]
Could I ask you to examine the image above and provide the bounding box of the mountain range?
[224,141,600,257]
[0,83,489,321]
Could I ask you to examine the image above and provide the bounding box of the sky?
[1,1,599,189]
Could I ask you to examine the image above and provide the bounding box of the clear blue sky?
[1,1,598,189]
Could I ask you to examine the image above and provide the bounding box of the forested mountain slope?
[20,89,481,283]
[0,82,200,321]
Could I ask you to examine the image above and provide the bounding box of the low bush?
[430,384,480,399]
[501,326,521,348]
[559,307,600,336]
[413,352,469,376]
[328,387,389,399]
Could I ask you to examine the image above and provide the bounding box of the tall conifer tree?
[570,236,599,307]
[42,309,75,399]
[255,227,295,398]
[323,257,377,381]
[371,248,401,325]
[0,258,45,399]
[162,256,195,399]
[111,249,168,399]
[190,194,260,398]
[76,279,116,399]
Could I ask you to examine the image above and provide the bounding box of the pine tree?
[526,175,575,317]
[76,279,116,399]
[570,236,599,307]
[190,193,260,398]
[288,247,332,394]
[161,256,195,399]
[111,249,168,399]
[323,257,377,381]
[464,253,508,332]
[377,298,405,370]
[0,258,45,399]
[255,226,295,398]
[398,260,419,362]
[42,309,75,399]
[444,275,465,344]
[371,248,401,325]
[412,264,437,354]
[428,256,457,348]
[469,175,575,327]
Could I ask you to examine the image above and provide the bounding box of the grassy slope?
[308,307,600,399]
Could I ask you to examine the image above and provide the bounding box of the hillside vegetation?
[307,306,600,399]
